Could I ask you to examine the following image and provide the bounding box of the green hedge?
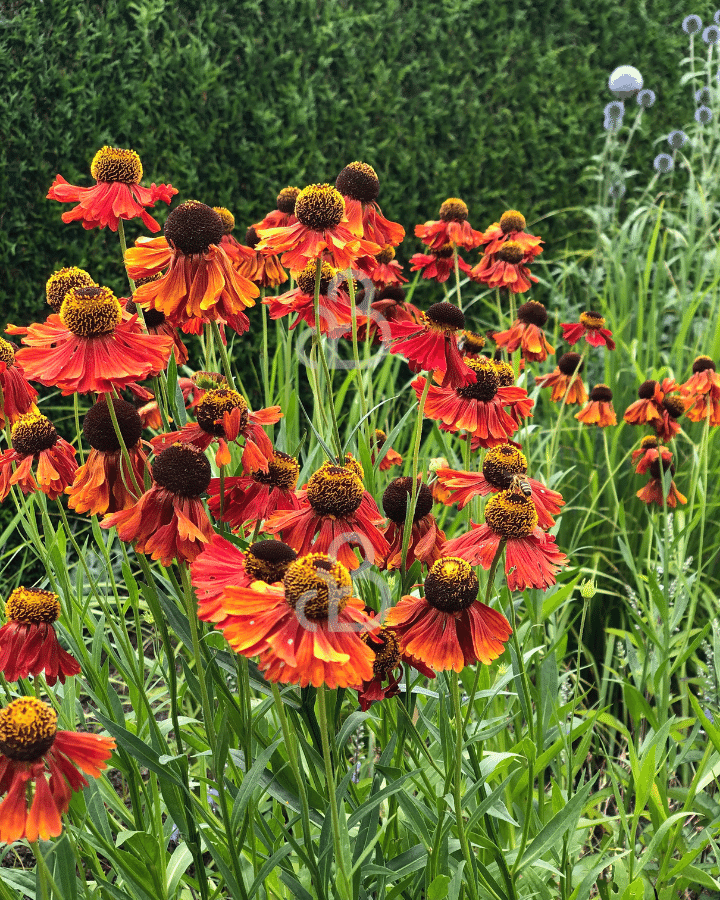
[0,0,716,324]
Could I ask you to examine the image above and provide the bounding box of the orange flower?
[263,261,355,337]
[236,227,288,288]
[624,378,678,426]
[434,444,564,530]
[0,698,114,843]
[384,557,511,673]
[535,352,588,405]
[101,443,214,566]
[680,356,720,425]
[380,477,446,570]
[561,311,615,349]
[632,435,662,472]
[410,243,473,283]
[263,463,389,571]
[151,387,281,471]
[191,534,297,625]
[66,397,148,516]
[256,183,380,271]
[215,553,379,689]
[0,588,80,686]
[372,429,403,471]
[477,210,543,258]
[415,198,484,251]
[13,286,173,396]
[212,207,256,268]
[124,297,189,366]
[254,186,301,231]
[0,338,37,426]
[493,301,555,362]
[636,451,687,507]
[354,285,421,344]
[444,489,568,591]
[0,413,77,503]
[126,201,259,335]
[335,162,405,246]
[358,619,435,710]
[47,146,176,232]
[363,245,408,288]
[575,384,617,427]
[471,241,538,294]
[206,450,301,529]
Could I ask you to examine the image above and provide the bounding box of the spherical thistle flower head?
[704,23,720,42]
[575,383,617,427]
[0,412,77,502]
[668,130,689,150]
[0,587,80,685]
[683,14,703,34]
[696,86,713,105]
[0,697,114,843]
[604,100,625,122]
[608,65,643,98]
[384,556,511,673]
[45,266,97,313]
[715,9,720,25]
[654,153,675,174]
[67,397,147,516]
[609,181,626,200]
[101,443,214,566]
[14,285,174,396]
[637,89,656,108]
[47,145,176,233]
[696,105,713,124]
[494,299,555,362]
[213,552,378,689]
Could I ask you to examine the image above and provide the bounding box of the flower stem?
[452,245,463,312]
[210,320,237,393]
[346,267,370,445]
[312,259,343,460]
[117,220,136,294]
[400,375,431,572]
[31,841,63,900]
[106,390,142,496]
[180,564,216,754]
[450,672,480,900]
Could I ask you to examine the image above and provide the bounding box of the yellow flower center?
[295,184,345,231]
[11,413,59,456]
[439,198,468,223]
[492,360,515,386]
[580,311,605,330]
[460,330,486,353]
[296,260,337,296]
[482,444,528,489]
[363,627,402,677]
[213,207,236,234]
[6,587,60,624]
[375,245,395,265]
[277,186,301,213]
[0,697,57,761]
[499,209,526,234]
[639,435,659,450]
[457,358,499,401]
[692,355,716,373]
[306,466,364,517]
[485,490,538,538]
[424,557,478,612]
[60,286,122,337]
[90,146,143,184]
[496,241,524,264]
[335,161,380,203]
[251,451,300,491]
[0,337,15,367]
[46,266,97,313]
[283,553,353,620]
[320,454,364,480]
[196,389,249,437]
[244,540,297,584]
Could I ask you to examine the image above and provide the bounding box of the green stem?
[106,390,142,495]
[73,393,85,465]
[508,591,535,745]
[211,320,236,392]
[312,259,343,460]
[118,220,136,294]
[545,350,586,482]
[400,375,431,572]
[452,245,463,312]
[180,564,216,751]
[260,287,270,408]
[31,841,62,900]
[346,267,370,443]
[450,672,480,900]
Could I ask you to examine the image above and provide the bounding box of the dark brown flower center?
[11,413,59,455]
[457,359,499,401]
[557,352,584,376]
[433,243,455,259]
[46,266,97,313]
[367,628,402,677]
[649,456,675,479]
[517,300,547,327]
[378,285,406,303]
[424,557,478,612]
[277,186,300,214]
[152,443,212,496]
[0,698,57,761]
[251,451,299,490]
[295,184,345,231]
[640,435,659,450]
[500,209,526,234]
[296,260,336,296]
[497,241,524,264]
[439,198,468,223]
[590,384,613,403]
[244,540,297,584]
[60,285,122,337]
[126,299,166,329]
[306,467,364,517]
[638,380,658,399]
[6,587,60,624]
[196,389,249,437]
[90,146,143,184]
[245,226,260,249]
[335,161,380,203]
[485,490,538,538]
[692,355,716,373]
[83,397,143,453]
[283,553,353,620]
[482,444,528,489]
[165,201,225,255]
[382,477,433,524]
[213,206,235,234]
[425,301,464,330]
[662,396,684,419]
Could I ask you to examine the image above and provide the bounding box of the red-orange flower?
[575,384,617,427]
[126,201,259,335]
[354,285,421,344]
[358,620,435,710]
[215,554,379,689]
[13,285,173,396]
[0,338,37,426]
[254,186,301,232]
[636,451,687,507]
[680,356,720,425]
[561,311,615,350]
[384,557,511,673]
[477,210,544,258]
[263,261,355,337]
[191,534,297,625]
[364,245,408,288]
[207,450,301,529]
[211,207,256,269]
[415,198,484,251]
[124,297,189,366]
[66,397,148,516]
[470,241,538,294]
[381,477,446,570]
[434,444,564,530]
[409,244,473,283]
[237,226,288,288]
[0,697,114,843]
[47,146,176,233]
[632,435,662,472]
[388,301,475,389]
[493,301,555,362]
[0,587,80,685]
[372,429,403,471]
[335,162,405,247]
[623,378,679,430]
[101,443,214,566]
[444,489,568,591]
[0,413,77,503]
[256,183,380,271]
[535,352,588,405]
[263,463,389,571]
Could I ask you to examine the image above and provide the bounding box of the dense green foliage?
[2,0,719,321]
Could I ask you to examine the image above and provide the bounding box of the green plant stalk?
[346,266,370,444]
[180,564,216,758]
[311,258,343,459]
[73,393,85,465]
[508,593,535,746]
[31,841,63,900]
[450,671,480,900]
[117,219,136,294]
[453,245,463,312]
[210,319,236,392]
[545,349,586,481]
[106,389,142,495]
[602,427,621,526]
[400,375,431,572]
[260,286,270,407]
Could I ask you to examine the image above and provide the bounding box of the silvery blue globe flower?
[703,24,720,43]
[696,105,713,124]
[603,115,621,132]
[654,153,674,173]
[608,181,626,200]
[604,100,625,122]
[695,86,712,104]
[637,89,656,108]
[683,14,703,34]
[608,66,643,98]
[668,130,688,149]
